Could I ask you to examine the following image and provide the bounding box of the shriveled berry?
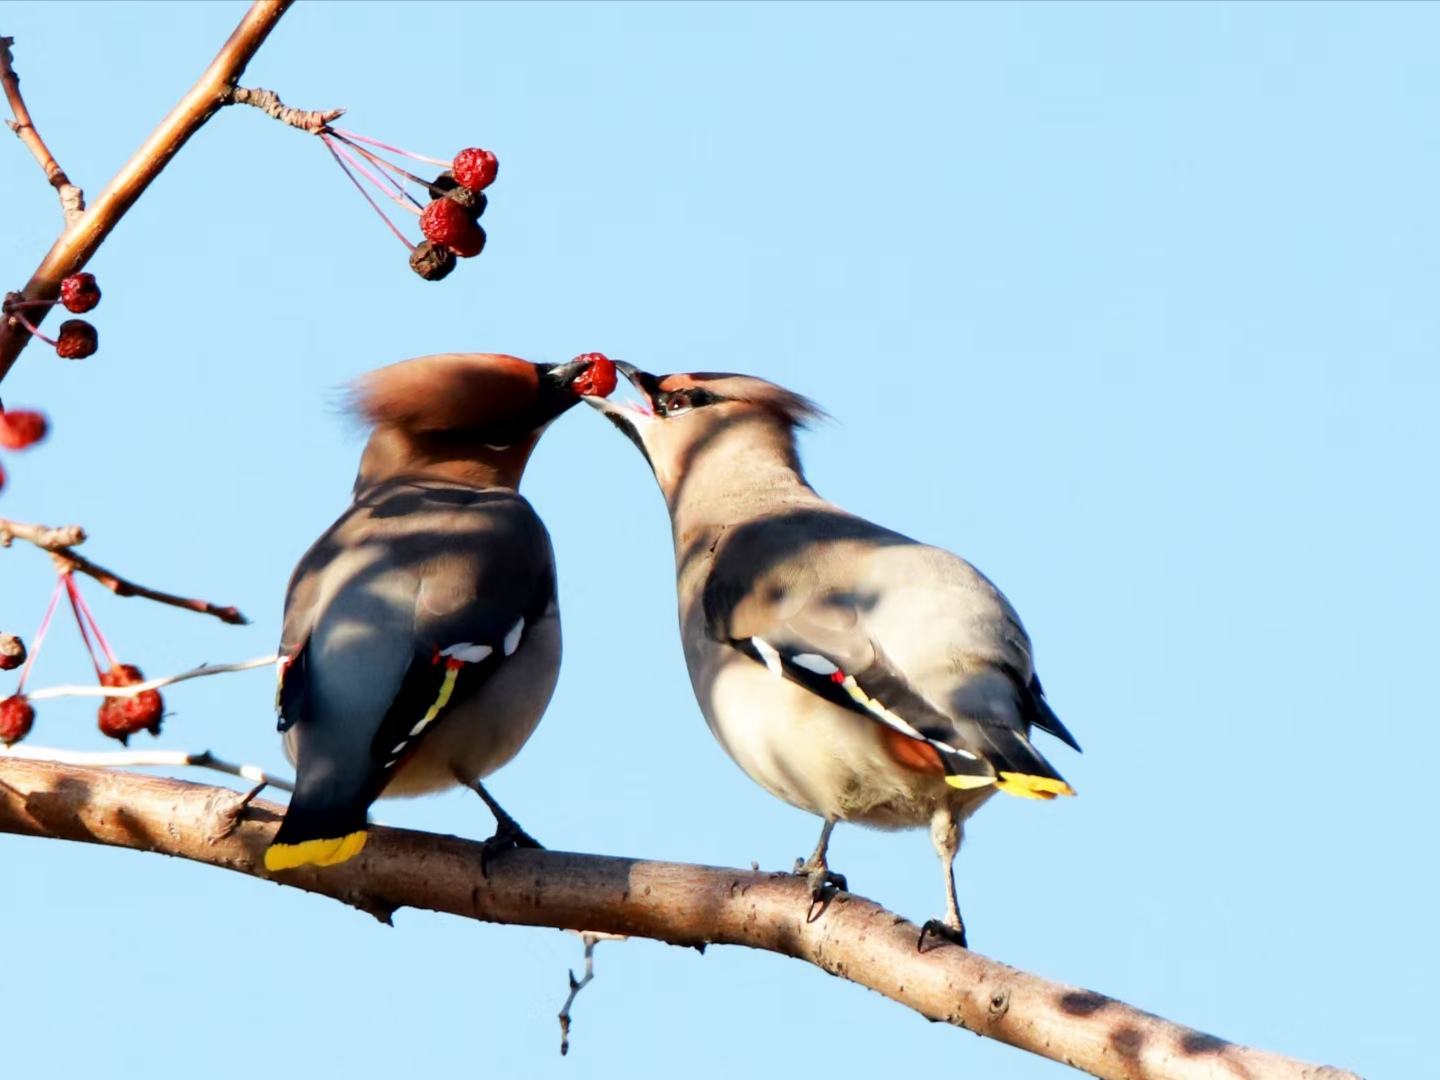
[409,240,457,282]
[452,148,498,192]
[0,694,35,746]
[97,663,164,744]
[55,319,97,360]
[0,409,49,450]
[420,198,486,258]
[571,353,618,398]
[59,272,101,314]
[444,185,488,218]
[0,633,26,672]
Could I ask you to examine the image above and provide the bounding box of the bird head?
[583,362,824,504]
[352,352,615,491]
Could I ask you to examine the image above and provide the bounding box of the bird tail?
[941,724,1075,800]
[264,769,371,872]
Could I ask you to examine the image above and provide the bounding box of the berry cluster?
[0,573,165,748]
[316,128,500,282]
[2,272,101,360]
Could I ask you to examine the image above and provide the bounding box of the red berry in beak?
[571,353,618,398]
[0,633,26,672]
[452,147,499,192]
[420,198,486,258]
[0,409,49,450]
[55,319,98,359]
[59,272,101,314]
[97,663,164,744]
[0,694,35,746]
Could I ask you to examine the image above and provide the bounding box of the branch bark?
[0,759,1360,1080]
[0,0,294,385]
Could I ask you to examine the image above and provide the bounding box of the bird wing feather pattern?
[268,480,558,869]
[702,507,1078,797]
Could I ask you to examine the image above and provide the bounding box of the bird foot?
[918,917,968,952]
[793,857,848,901]
[479,822,543,878]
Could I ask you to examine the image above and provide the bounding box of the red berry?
[59,272,101,314]
[0,409,49,450]
[0,461,6,493]
[571,353,617,398]
[452,148,498,192]
[0,694,35,746]
[420,199,486,257]
[97,663,164,744]
[55,319,97,359]
[0,633,26,672]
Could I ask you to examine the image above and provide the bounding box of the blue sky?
[2,3,1434,1076]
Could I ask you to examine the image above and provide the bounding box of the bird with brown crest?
[265,352,616,872]
[585,363,1078,946]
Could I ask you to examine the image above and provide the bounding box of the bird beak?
[583,360,658,419]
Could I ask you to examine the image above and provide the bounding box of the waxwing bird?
[585,364,1079,945]
[265,352,616,872]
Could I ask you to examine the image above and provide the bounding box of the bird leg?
[466,778,543,876]
[919,806,968,950]
[793,817,848,900]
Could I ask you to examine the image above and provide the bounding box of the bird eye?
[667,391,693,414]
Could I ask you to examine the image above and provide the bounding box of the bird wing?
[702,507,1078,799]
[269,481,557,869]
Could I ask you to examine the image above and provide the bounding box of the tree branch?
[227,85,344,132]
[0,759,1360,1080]
[0,516,248,625]
[0,35,85,224]
[0,0,294,385]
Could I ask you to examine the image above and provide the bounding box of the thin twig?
[0,760,1366,1080]
[557,931,626,1056]
[0,745,293,792]
[0,516,249,625]
[0,35,85,224]
[0,0,295,385]
[226,85,343,133]
[25,654,278,701]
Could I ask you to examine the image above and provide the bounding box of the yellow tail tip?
[995,773,1076,800]
[264,830,368,872]
[943,774,998,791]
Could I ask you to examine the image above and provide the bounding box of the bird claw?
[479,823,543,878]
[793,858,848,901]
[918,917,968,952]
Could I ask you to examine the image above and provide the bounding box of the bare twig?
[227,85,343,133]
[0,760,1362,1080]
[0,0,295,385]
[557,931,625,1056]
[0,745,293,792]
[0,36,85,224]
[25,654,277,701]
[0,516,249,625]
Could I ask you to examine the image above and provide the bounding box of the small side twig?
[226,85,343,133]
[0,744,294,792]
[557,931,626,1056]
[0,516,249,625]
[0,36,85,224]
[25,653,279,701]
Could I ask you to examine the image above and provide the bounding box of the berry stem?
[327,133,432,202]
[15,575,65,694]
[325,136,422,216]
[65,573,119,671]
[6,310,57,347]
[321,135,417,251]
[327,127,452,168]
[62,573,106,678]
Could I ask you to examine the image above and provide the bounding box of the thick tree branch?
[0,35,84,224]
[0,0,293,385]
[0,759,1359,1080]
[0,516,248,624]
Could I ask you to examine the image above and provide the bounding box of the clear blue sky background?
[1,3,1433,1076]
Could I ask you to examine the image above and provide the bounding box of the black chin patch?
[603,410,653,468]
